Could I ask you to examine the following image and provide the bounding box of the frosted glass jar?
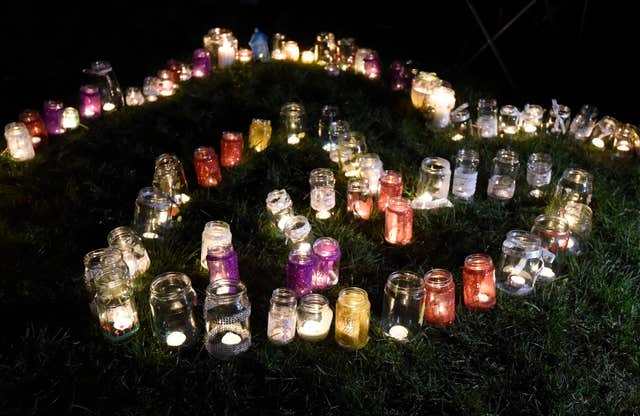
[452,148,479,202]
[487,149,520,201]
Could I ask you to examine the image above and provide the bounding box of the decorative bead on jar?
[312,237,340,290]
[335,287,370,350]
[94,268,140,342]
[530,215,570,282]
[462,254,496,312]
[43,100,65,136]
[297,294,333,341]
[133,187,174,239]
[192,48,212,78]
[449,103,471,141]
[569,104,598,141]
[4,122,35,161]
[589,116,618,150]
[286,249,315,298]
[143,76,160,102]
[427,86,456,129]
[83,247,130,307]
[389,61,411,91]
[412,157,452,210]
[107,226,151,279]
[61,107,80,130]
[452,148,479,202]
[499,105,519,136]
[519,104,545,135]
[194,146,222,188]
[476,98,498,138]
[385,197,413,245]
[358,153,384,195]
[347,178,373,219]
[526,153,553,199]
[338,131,367,177]
[19,110,48,149]
[267,288,298,345]
[423,269,455,326]
[153,153,190,205]
[554,168,593,206]
[613,123,639,157]
[125,87,145,106]
[314,32,337,65]
[381,271,425,342]
[248,118,272,152]
[309,168,336,220]
[83,61,124,111]
[283,215,312,252]
[220,131,244,168]
[204,279,251,359]
[411,72,442,110]
[495,230,544,296]
[487,148,520,201]
[318,105,339,152]
[149,272,198,347]
[328,120,350,163]
[266,189,294,233]
[280,102,306,145]
[78,85,102,119]
[337,38,357,71]
[378,170,403,212]
[547,101,571,136]
[558,202,592,256]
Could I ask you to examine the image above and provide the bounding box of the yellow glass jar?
[248,118,272,152]
[335,287,370,350]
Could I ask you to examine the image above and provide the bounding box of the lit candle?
[4,122,35,161]
[166,331,187,347]
[284,41,300,61]
[192,48,212,78]
[125,87,145,106]
[221,331,242,345]
[427,86,456,129]
[272,49,286,60]
[19,110,48,149]
[218,42,236,68]
[61,107,80,130]
[477,293,490,303]
[508,273,526,288]
[388,325,409,341]
[157,70,176,97]
[79,85,102,119]
[298,321,326,341]
[539,267,555,280]
[237,48,252,63]
[112,306,135,331]
[301,50,314,64]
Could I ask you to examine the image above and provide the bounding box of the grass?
[1,61,639,415]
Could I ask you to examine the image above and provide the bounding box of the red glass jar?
[462,254,496,312]
[423,269,455,326]
[19,110,48,149]
[220,131,244,168]
[193,147,222,187]
[384,197,413,245]
[377,170,403,212]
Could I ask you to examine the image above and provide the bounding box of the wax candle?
[423,269,455,326]
[218,42,236,68]
[462,254,496,311]
[427,86,456,128]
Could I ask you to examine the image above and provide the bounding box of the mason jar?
[347,178,373,220]
[309,168,336,220]
[267,288,298,345]
[462,254,496,312]
[547,103,571,136]
[338,131,367,177]
[78,85,102,119]
[83,60,124,111]
[125,87,145,106]
[558,202,592,256]
[410,72,441,110]
[487,149,520,201]
[335,287,370,350]
[452,148,479,202]
[495,230,544,296]
[142,76,160,102]
[354,48,373,75]
[476,98,498,138]
[378,170,403,212]
[19,109,48,149]
[153,153,189,205]
[530,215,570,282]
[318,105,339,152]
[389,60,411,91]
[569,104,598,141]
[311,237,340,290]
[449,104,471,141]
[107,226,151,278]
[192,48,212,78]
[200,220,233,269]
[499,105,519,136]
[381,271,425,342]
[94,268,140,342]
[248,118,272,152]
[423,269,455,326]
[204,279,251,359]
[149,272,198,347]
[266,189,294,233]
[42,100,65,136]
[412,157,451,210]
[83,248,130,304]
[133,187,174,239]
[519,104,545,135]
[328,120,350,163]
[61,107,80,130]
[337,38,357,71]
[554,168,593,206]
[526,153,553,199]
[280,102,306,145]
[613,123,639,157]
[286,249,315,298]
[4,122,35,161]
[194,146,222,188]
[283,215,312,252]
[358,153,384,195]
[589,116,618,150]
[385,197,413,245]
[220,131,244,168]
[297,294,333,342]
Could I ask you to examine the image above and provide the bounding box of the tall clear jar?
[153,153,189,205]
[267,288,298,345]
[335,287,370,350]
[526,153,553,199]
[280,102,306,145]
[204,279,251,359]
[423,269,455,326]
[133,187,174,239]
[554,168,593,206]
[309,168,336,220]
[569,104,598,141]
[328,120,350,163]
[283,215,312,252]
[487,149,520,201]
[347,178,373,220]
[462,254,496,312]
[412,157,451,210]
[94,268,140,342]
[107,226,151,278]
[248,118,272,152]
[381,271,425,342]
[452,148,479,202]
[495,230,544,296]
[266,189,294,233]
[589,116,618,150]
[476,98,498,138]
[83,248,130,306]
[149,272,198,347]
[558,202,592,256]
[4,122,35,161]
[378,170,403,212]
[547,103,571,136]
[449,103,471,141]
[297,294,333,341]
[499,105,520,136]
[286,249,315,298]
[385,197,413,245]
[312,237,340,290]
[337,131,367,177]
[318,105,339,152]
[519,104,545,135]
[200,220,233,269]
[530,215,570,282]
[358,153,384,195]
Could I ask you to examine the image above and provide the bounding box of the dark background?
[0,0,635,126]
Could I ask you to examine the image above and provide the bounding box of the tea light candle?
[221,332,242,345]
[192,48,212,78]
[423,269,455,326]
[248,118,272,152]
[237,48,252,63]
[4,122,35,161]
[61,107,80,130]
[125,87,145,106]
[157,70,176,97]
[301,50,314,64]
[283,41,300,61]
[508,273,526,288]
[112,306,135,331]
[427,86,456,128]
[388,324,409,341]
[166,331,187,347]
[218,42,236,68]
[272,49,286,60]
[79,85,102,119]
[19,110,48,149]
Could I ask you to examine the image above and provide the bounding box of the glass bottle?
[4,122,35,161]
[423,269,455,326]
[220,131,244,168]
[94,268,140,342]
[487,148,520,201]
[297,294,333,341]
[499,105,519,136]
[381,271,425,342]
[286,249,315,298]
[280,102,306,145]
[347,178,373,219]
[153,153,189,205]
[495,230,544,296]
[309,168,336,220]
[248,118,272,152]
[83,61,124,111]
[462,254,496,312]
[558,202,592,256]
[192,48,212,78]
[554,168,593,206]
[133,187,174,239]
[519,104,545,135]
[335,287,370,350]
[359,153,384,195]
[149,272,198,347]
[328,120,350,163]
[43,100,65,136]
[78,85,102,119]
[378,170,403,212]
[200,220,234,270]
[312,237,340,290]
[107,226,151,279]
[385,197,413,245]
[476,98,498,138]
[19,110,48,149]
[283,215,312,252]
[589,116,618,150]
[569,104,598,141]
[318,105,339,152]
[526,153,552,199]
[412,157,451,210]
[449,103,471,141]
[125,87,145,106]
[547,103,571,136]
[266,189,294,233]
[193,146,222,188]
[267,288,297,345]
[338,131,367,177]
[204,279,251,359]
[452,148,479,202]
[530,215,570,282]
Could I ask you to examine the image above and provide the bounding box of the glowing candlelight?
[237,48,252,63]
[221,332,242,345]
[477,293,490,303]
[301,50,314,64]
[388,325,409,341]
[112,307,134,331]
[166,331,187,347]
[508,274,526,288]
[272,49,286,60]
[218,42,236,68]
[539,267,555,280]
[62,107,80,129]
[284,41,300,61]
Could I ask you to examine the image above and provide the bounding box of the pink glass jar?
[423,268,455,326]
[377,170,403,212]
[384,197,413,245]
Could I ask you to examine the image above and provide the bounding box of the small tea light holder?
[43,100,65,136]
[526,153,553,199]
[318,105,339,152]
[107,226,151,278]
[204,279,251,359]
[558,202,592,256]
[378,170,403,212]
[83,248,130,309]
[94,268,140,342]
[613,123,639,157]
[280,102,306,145]
[389,61,411,91]
[337,131,367,177]
[530,215,570,282]
[547,100,571,136]
[410,72,442,110]
[354,48,373,74]
[19,110,48,149]
[554,168,593,206]
[4,122,35,161]
[590,116,618,150]
[347,178,373,220]
[237,48,253,63]
[286,249,315,298]
[125,87,145,106]
[358,153,384,195]
[412,157,452,210]
[150,272,198,348]
[283,41,300,61]
[519,104,545,135]
[83,61,124,111]
[157,70,177,97]
[462,254,496,312]
[220,131,244,168]
[452,148,479,202]
[266,189,294,232]
[569,104,598,141]
[297,293,333,342]
[301,50,315,64]
[476,98,498,138]
[248,118,272,152]
[385,197,413,245]
[449,103,471,141]
[206,240,240,284]
[78,85,102,119]
[499,105,519,136]
[283,215,312,252]
[193,146,222,188]
[314,32,337,66]
[423,269,456,326]
[143,77,161,102]
[218,41,236,68]
[272,49,286,60]
[267,288,298,345]
[61,107,80,130]
[363,51,381,79]
[381,271,425,342]
[133,187,174,239]
[487,148,520,201]
[427,86,456,129]
[248,28,269,62]
[153,153,189,205]
[327,120,350,162]
[311,237,340,290]
[337,38,357,71]
[309,168,336,220]
[200,220,233,269]
[335,287,370,350]
[192,48,212,78]
[496,230,544,296]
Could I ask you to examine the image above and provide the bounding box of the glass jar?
[271,33,286,56]
[280,102,306,145]
[496,230,544,296]
[286,249,315,298]
[107,226,151,278]
[283,215,312,252]
[449,103,471,141]
[217,34,237,69]
[558,202,592,256]
[462,254,496,312]
[19,110,48,149]
[167,59,192,82]
[4,122,35,161]
[389,61,411,91]
[191,48,211,79]
[487,149,520,201]
[153,153,189,205]
[347,178,373,220]
[149,272,198,347]
[220,131,244,168]
[83,61,124,111]
[452,148,479,202]
[412,157,451,210]
[314,32,337,65]
[519,104,545,135]
[378,170,403,212]
[133,187,174,239]
[125,87,145,106]
[206,244,239,283]
[476,98,498,138]
[530,215,570,282]
[328,120,350,163]
[297,294,333,341]
[385,197,413,245]
[43,100,65,136]
[204,279,251,359]
[312,237,340,290]
[335,287,370,350]
[499,105,519,136]
[248,118,272,152]
[423,269,455,326]
[309,168,336,220]
[411,72,442,110]
[358,154,384,195]
[266,189,294,233]
[613,123,639,157]
[61,107,80,130]
[354,48,373,74]
[569,104,598,141]
[143,76,160,102]
[381,271,425,342]
[83,248,130,303]
[200,221,235,271]
[554,168,593,206]
[547,103,571,136]
[318,105,339,152]
[363,52,381,79]
[337,38,357,71]
[338,131,367,177]
[157,70,176,97]
[267,288,297,345]
[427,86,456,129]
[589,116,618,150]
[194,146,222,188]
[526,153,553,199]
[78,85,102,119]
[94,268,140,342]
[283,41,300,61]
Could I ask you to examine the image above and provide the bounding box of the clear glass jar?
[125,87,145,106]
[309,168,336,220]
[589,116,618,150]
[297,294,333,341]
[78,85,102,119]
[314,32,337,65]
[558,202,592,256]
[487,149,520,201]
[280,102,306,145]
[449,103,471,141]
[519,104,545,135]
[337,38,357,71]
[385,197,413,245]
[328,120,350,163]
[530,215,570,282]
[547,103,571,136]
[411,72,442,110]
[133,187,173,239]
[153,153,189,205]
[107,226,151,278]
[19,109,48,149]
[194,146,222,188]
[204,279,251,359]
[462,254,496,312]
[496,230,544,296]
[248,118,272,152]
[283,215,312,252]
[569,104,598,141]
[43,100,65,136]
[200,220,232,269]
[267,288,297,345]
[312,237,340,290]
[335,287,370,350]
[266,189,294,233]
[423,269,455,326]
[205,225,239,283]
[94,268,140,342]
[286,249,315,298]
[337,131,367,177]
[4,122,35,161]
[149,272,198,347]
[83,248,130,303]
[220,131,244,168]
[83,61,124,111]
[613,123,639,157]
[192,48,212,78]
[359,153,384,195]
[347,178,373,220]
[526,153,553,199]
[554,168,593,206]
[378,170,403,212]
[381,271,425,342]
[412,157,451,210]
[318,105,339,152]
[452,148,479,202]
[499,105,519,136]
[427,86,456,129]
[476,98,498,138]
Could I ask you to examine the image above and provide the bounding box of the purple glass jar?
[312,237,340,290]
[363,52,381,80]
[286,250,315,298]
[43,100,65,135]
[389,61,410,91]
[192,48,212,79]
[206,246,240,283]
[79,85,102,119]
